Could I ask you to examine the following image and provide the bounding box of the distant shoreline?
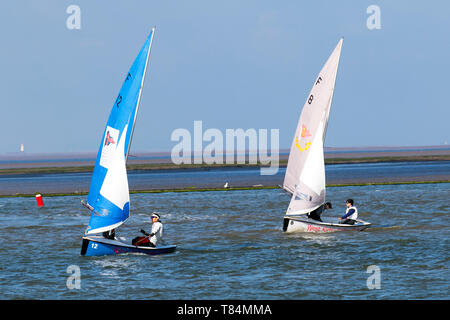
[1,154,449,176]
[1,149,449,198]
[2,180,449,198]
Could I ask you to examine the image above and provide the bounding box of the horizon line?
[1,144,450,159]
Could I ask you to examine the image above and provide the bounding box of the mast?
[322,37,343,142]
[126,27,156,161]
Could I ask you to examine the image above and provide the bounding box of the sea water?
[1,161,449,196]
[0,183,448,299]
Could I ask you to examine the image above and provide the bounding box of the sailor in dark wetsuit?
[307,202,332,222]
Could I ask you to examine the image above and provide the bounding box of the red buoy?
[36,194,44,207]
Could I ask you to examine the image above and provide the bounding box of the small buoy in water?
[35,194,44,207]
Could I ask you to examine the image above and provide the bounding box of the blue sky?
[1,1,449,154]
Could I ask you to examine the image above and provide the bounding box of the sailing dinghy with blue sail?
[80,28,176,256]
[282,39,371,233]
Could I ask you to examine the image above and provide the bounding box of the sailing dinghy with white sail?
[282,38,371,233]
[80,28,176,256]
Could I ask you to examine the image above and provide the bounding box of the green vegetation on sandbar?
[324,154,450,164]
[2,180,449,198]
[1,154,449,176]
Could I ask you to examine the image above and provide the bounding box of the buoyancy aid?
[345,206,358,220]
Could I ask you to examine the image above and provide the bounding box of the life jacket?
[346,206,358,220]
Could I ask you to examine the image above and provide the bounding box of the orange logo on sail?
[301,125,311,138]
[295,125,312,152]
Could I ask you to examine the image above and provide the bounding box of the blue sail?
[85,29,155,234]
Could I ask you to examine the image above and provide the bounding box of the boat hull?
[81,236,177,256]
[283,215,371,233]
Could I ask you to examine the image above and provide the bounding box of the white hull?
[283,215,371,233]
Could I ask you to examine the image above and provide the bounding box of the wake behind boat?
[80,28,176,256]
[282,38,372,233]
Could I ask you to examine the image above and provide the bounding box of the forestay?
[284,39,343,215]
[85,29,155,234]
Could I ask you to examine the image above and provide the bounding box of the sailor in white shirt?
[139,213,163,247]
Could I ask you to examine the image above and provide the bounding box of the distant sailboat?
[20,144,24,152]
[80,28,176,256]
[282,39,371,233]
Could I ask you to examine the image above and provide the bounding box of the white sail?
[287,121,325,214]
[100,125,130,212]
[284,39,343,215]
[86,125,130,234]
[299,121,325,196]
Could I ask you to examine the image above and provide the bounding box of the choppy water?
[0,183,448,299]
